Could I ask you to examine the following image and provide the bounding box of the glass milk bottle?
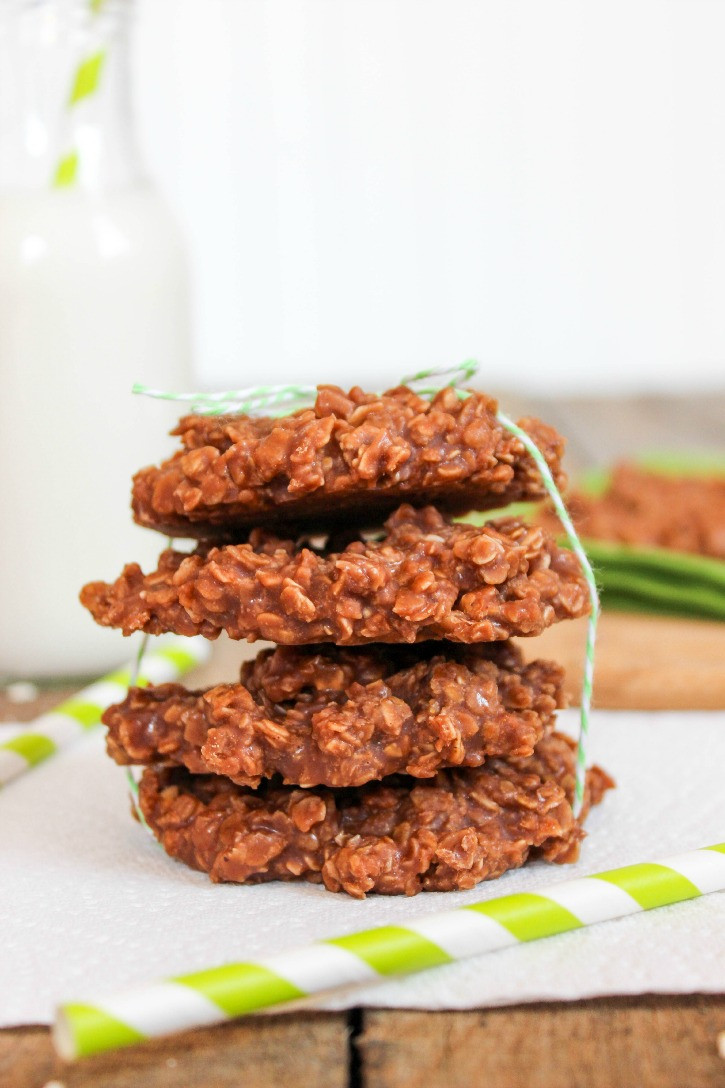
[0,0,192,678]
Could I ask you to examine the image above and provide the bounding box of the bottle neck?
[0,0,144,192]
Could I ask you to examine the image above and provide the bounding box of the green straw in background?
[0,636,210,787]
[53,0,110,188]
[54,842,725,1061]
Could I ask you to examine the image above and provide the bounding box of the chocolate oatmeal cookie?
[137,732,613,897]
[81,505,589,645]
[104,642,564,788]
[132,384,566,539]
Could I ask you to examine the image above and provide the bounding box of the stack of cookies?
[81,382,612,897]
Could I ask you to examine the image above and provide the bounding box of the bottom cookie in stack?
[137,733,612,898]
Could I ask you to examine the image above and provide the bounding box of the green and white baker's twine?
[53,0,109,188]
[0,636,210,787]
[132,381,319,418]
[134,361,599,813]
[131,360,480,418]
[495,412,599,816]
[124,632,151,826]
[54,842,725,1060]
[400,358,479,397]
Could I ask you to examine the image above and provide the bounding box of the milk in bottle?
[0,0,192,677]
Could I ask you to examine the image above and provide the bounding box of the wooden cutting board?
[524,611,725,710]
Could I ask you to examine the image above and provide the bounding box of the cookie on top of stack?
[81,381,613,898]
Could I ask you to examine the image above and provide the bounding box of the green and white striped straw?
[133,361,599,811]
[0,636,210,787]
[53,842,725,1061]
[53,0,109,188]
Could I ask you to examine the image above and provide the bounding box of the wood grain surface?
[2,394,724,1087]
[0,1015,350,1088]
[359,998,725,1088]
[3,998,725,1088]
[525,612,725,709]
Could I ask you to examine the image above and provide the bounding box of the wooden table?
[3,395,725,1087]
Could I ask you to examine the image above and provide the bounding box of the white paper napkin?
[2,709,724,1026]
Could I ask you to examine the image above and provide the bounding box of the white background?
[132,0,725,395]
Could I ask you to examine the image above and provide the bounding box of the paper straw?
[0,636,210,787]
[53,0,109,188]
[53,842,725,1060]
